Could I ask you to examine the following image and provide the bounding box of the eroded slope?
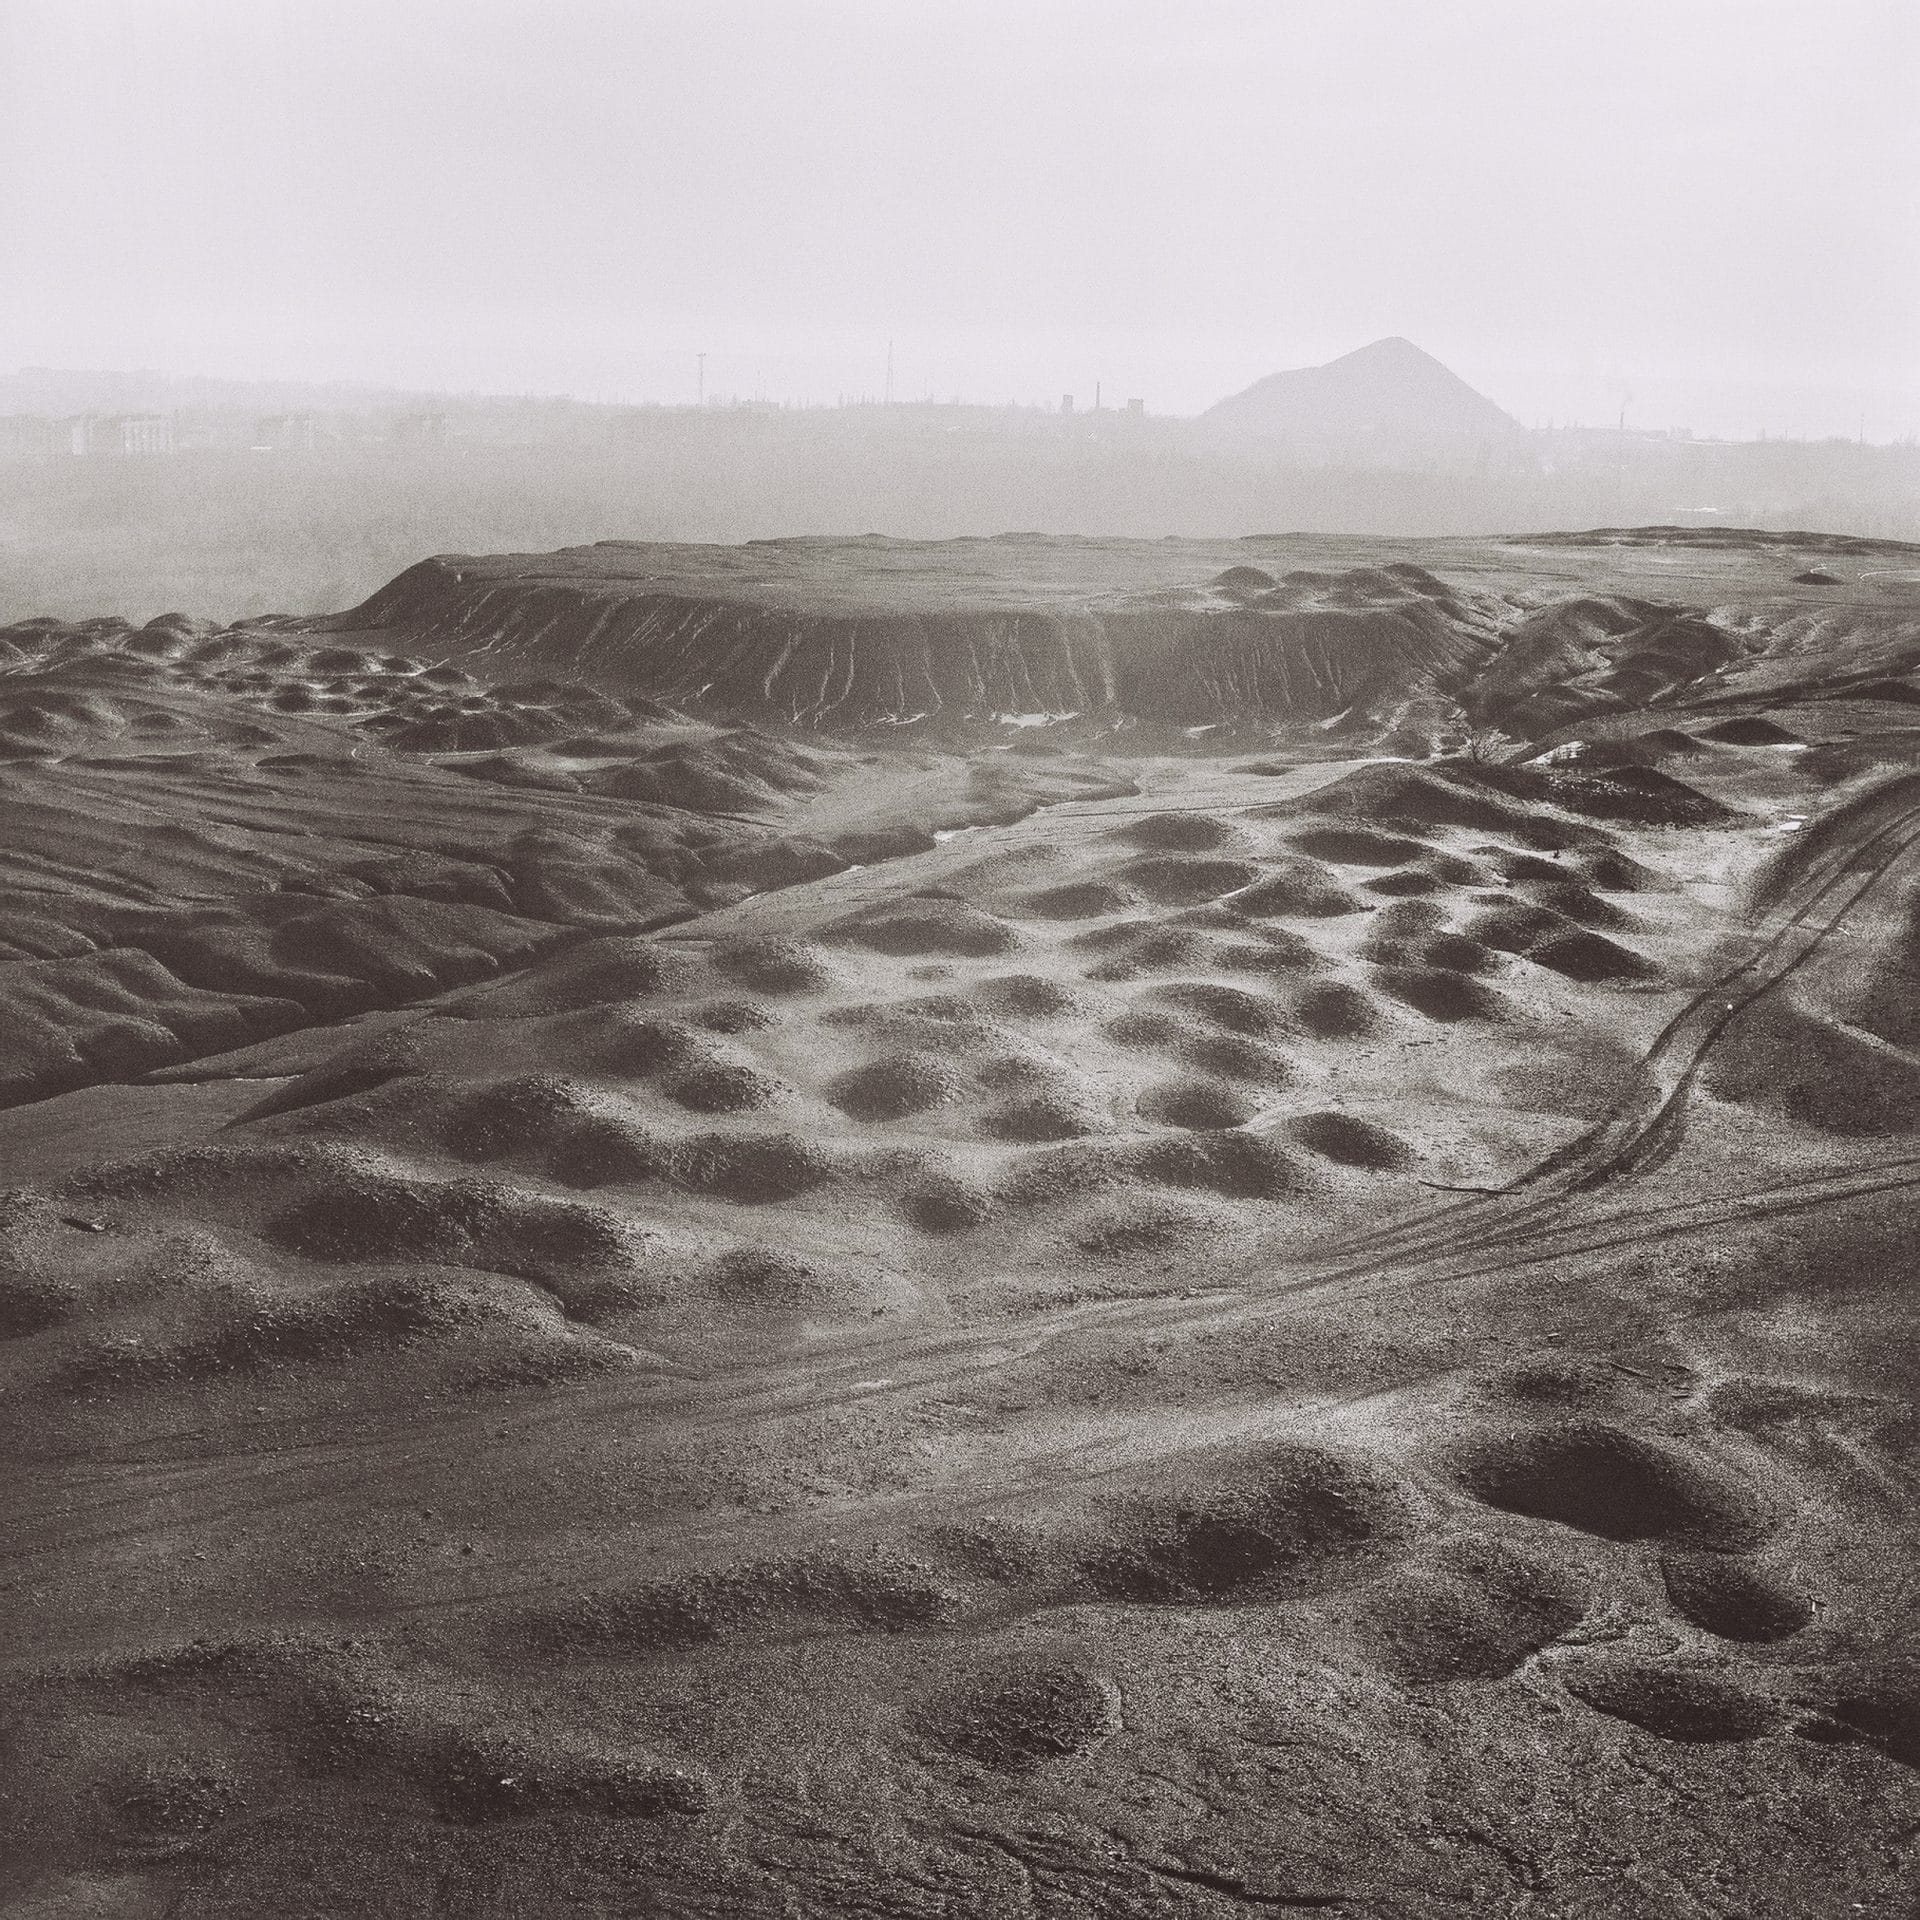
[5,530,1920,1916]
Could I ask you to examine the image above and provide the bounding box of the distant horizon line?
[5,342,1915,448]
[2,372,1915,450]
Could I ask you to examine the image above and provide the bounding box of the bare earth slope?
[5,529,1920,1916]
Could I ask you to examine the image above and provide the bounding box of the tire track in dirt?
[1332,772,1920,1273]
[14,776,1920,1628]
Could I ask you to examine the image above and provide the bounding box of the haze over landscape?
[3,0,1917,431]
[4,0,1916,621]
[5,4,1920,1916]
[2,331,1916,628]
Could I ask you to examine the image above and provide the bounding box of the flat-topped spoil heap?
[317,536,1509,733]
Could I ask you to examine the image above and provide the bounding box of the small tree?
[1428,691,1521,765]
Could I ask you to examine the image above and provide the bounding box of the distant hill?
[1200,337,1525,461]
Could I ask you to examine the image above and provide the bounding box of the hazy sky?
[2,0,1915,436]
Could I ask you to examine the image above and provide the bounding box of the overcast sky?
[1,0,1914,436]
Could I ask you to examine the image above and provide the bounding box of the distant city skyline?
[2,2,1914,440]
[2,344,1912,447]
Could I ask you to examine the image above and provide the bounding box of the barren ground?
[5,528,1920,1916]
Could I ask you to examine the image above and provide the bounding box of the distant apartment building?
[252,413,323,452]
[0,413,180,458]
[0,414,63,460]
[116,413,173,455]
[389,411,450,448]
